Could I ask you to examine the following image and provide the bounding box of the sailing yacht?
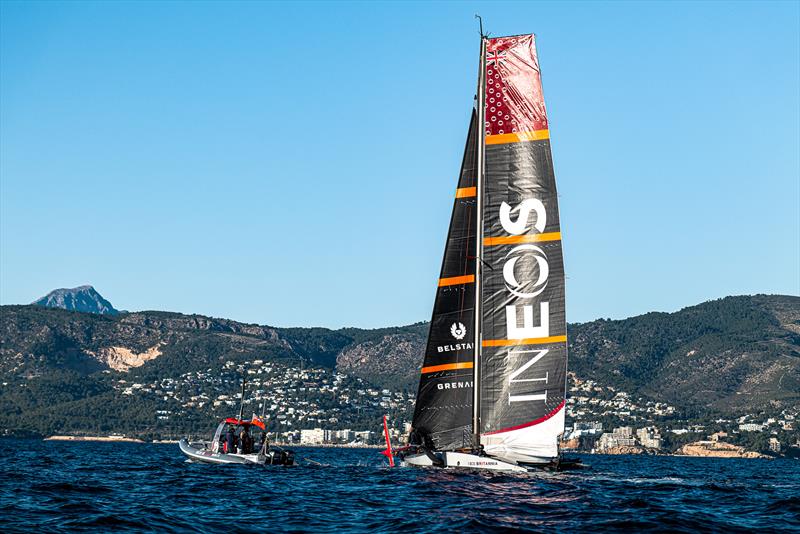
[399,32,569,472]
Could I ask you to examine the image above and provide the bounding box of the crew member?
[240,426,251,454]
[225,426,237,454]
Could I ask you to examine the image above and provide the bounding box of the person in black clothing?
[239,426,251,454]
[412,428,443,467]
[225,426,237,454]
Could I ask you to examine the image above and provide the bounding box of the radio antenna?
[475,14,487,38]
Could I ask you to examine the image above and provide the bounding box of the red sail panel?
[484,35,548,139]
[479,34,567,463]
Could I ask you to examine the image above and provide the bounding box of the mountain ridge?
[0,294,797,439]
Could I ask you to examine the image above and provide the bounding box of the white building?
[739,423,764,432]
[300,428,325,444]
[615,426,634,438]
[636,427,662,449]
[597,427,636,450]
[574,421,603,432]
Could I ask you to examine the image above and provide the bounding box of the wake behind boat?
[392,28,575,473]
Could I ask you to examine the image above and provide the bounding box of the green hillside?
[0,294,797,440]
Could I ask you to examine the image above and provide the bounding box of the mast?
[237,375,247,422]
[472,35,487,448]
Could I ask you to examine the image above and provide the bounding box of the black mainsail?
[410,33,567,464]
[478,35,567,462]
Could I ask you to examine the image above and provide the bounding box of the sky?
[1,1,798,328]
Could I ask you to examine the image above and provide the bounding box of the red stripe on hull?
[483,400,565,436]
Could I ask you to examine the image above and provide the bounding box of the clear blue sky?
[1,1,798,328]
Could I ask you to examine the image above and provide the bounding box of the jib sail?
[411,112,479,451]
[478,34,567,462]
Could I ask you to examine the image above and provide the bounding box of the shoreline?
[41,436,382,448]
[275,443,383,449]
[35,437,781,458]
[44,435,145,443]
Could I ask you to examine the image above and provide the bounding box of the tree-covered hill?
[0,305,426,438]
[568,295,800,416]
[0,294,797,439]
[1,306,356,377]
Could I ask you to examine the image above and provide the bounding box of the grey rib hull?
[179,438,261,464]
[179,438,295,466]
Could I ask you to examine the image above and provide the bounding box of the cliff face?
[677,441,766,459]
[89,345,164,372]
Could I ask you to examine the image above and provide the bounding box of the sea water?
[1,440,798,532]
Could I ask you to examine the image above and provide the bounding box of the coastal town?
[561,374,797,458]
[100,359,800,457]
[110,358,413,445]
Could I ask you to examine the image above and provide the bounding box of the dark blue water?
[1,440,798,532]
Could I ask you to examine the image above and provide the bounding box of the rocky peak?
[32,285,119,315]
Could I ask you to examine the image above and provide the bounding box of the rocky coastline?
[675,440,767,459]
[44,435,144,443]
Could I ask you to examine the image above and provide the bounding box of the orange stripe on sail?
[482,335,567,347]
[483,232,561,247]
[455,187,476,198]
[421,361,474,374]
[438,274,475,286]
[486,129,550,145]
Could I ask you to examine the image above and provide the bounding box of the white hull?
[401,451,528,473]
[180,437,295,466]
[179,438,263,464]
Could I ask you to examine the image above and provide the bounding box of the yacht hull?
[401,451,528,473]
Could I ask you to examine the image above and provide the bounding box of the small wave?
[30,482,113,495]
[3,442,800,532]
[766,496,800,513]
[61,514,151,530]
